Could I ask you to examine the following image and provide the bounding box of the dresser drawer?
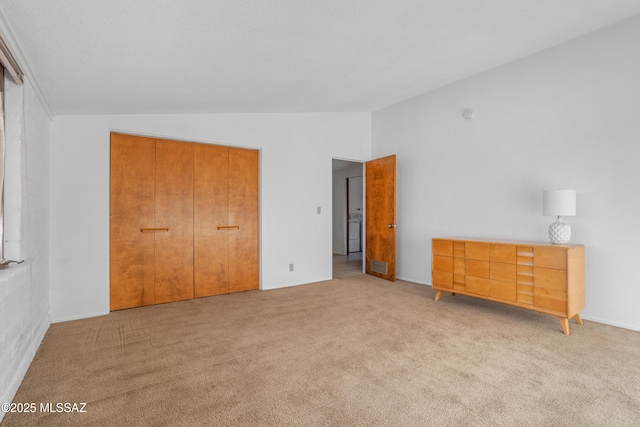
[534,247,567,270]
[432,254,453,289]
[433,255,453,273]
[466,259,489,278]
[517,265,534,285]
[433,271,453,288]
[466,276,489,296]
[533,267,567,290]
[433,239,453,257]
[534,289,567,313]
[465,242,489,261]
[453,258,465,290]
[517,246,534,266]
[453,241,465,258]
[516,265,534,305]
[534,267,568,313]
[490,262,516,282]
[517,286,534,305]
[490,244,516,264]
[490,279,516,302]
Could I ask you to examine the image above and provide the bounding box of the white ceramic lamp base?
[549,217,571,244]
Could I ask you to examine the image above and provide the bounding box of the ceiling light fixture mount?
[463,108,474,120]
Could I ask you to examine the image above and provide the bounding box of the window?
[0,33,24,265]
[0,64,4,261]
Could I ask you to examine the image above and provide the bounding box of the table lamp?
[543,190,576,244]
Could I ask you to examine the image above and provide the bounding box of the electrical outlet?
[289,263,294,272]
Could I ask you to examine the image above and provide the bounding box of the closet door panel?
[194,144,230,297]
[154,139,194,303]
[228,148,259,292]
[110,134,156,310]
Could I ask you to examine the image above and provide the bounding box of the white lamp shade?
[543,190,576,216]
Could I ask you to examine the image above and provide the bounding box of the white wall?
[50,113,370,322]
[372,15,640,330]
[332,162,363,255]
[0,76,51,420]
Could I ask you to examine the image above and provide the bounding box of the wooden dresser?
[432,238,585,335]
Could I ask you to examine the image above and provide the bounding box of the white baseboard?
[579,315,640,332]
[51,310,109,324]
[396,276,431,286]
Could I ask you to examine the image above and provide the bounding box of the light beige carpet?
[3,275,640,426]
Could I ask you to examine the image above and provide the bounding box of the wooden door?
[228,148,259,292]
[110,134,156,310]
[154,139,194,303]
[111,135,194,309]
[194,145,259,296]
[194,144,230,297]
[365,155,396,281]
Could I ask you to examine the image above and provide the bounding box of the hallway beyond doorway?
[333,252,363,279]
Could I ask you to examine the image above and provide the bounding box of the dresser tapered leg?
[434,290,442,302]
[559,317,570,335]
[573,314,583,325]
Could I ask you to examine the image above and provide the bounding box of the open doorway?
[332,159,364,278]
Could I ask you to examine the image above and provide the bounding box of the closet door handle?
[140,228,169,233]
[217,226,240,230]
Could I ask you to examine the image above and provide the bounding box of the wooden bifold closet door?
[110,133,258,311]
[193,143,259,296]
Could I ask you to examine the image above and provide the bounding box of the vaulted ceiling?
[1,1,639,116]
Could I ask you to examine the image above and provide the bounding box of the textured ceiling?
[1,0,639,116]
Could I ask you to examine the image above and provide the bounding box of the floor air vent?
[370,259,388,275]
